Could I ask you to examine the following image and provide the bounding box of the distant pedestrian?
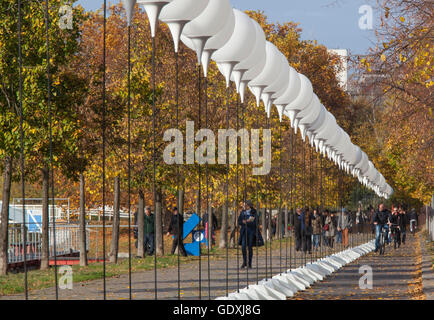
[167,207,187,257]
[338,208,351,248]
[312,209,323,251]
[238,200,262,269]
[294,208,303,252]
[324,212,336,248]
[143,206,155,255]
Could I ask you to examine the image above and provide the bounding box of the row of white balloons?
[122,0,393,199]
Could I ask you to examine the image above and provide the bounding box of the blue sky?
[75,0,379,55]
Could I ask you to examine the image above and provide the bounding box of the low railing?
[7,224,89,264]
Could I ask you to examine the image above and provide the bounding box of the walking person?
[336,211,342,244]
[294,208,303,252]
[312,209,323,251]
[408,208,418,235]
[322,209,329,246]
[238,200,260,269]
[324,211,336,248]
[302,207,312,254]
[338,208,351,248]
[167,207,187,257]
[143,206,155,255]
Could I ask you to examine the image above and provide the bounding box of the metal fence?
[7,224,88,264]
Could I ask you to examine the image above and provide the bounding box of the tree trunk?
[276,207,282,239]
[219,202,228,249]
[207,203,213,249]
[261,208,267,243]
[229,201,237,248]
[79,172,88,266]
[0,156,12,275]
[267,208,272,241]
[109,176,120,263]
[284,206,289,237]
[155,189,164,256]
[178,188,184,215]
[40,167,50,270]
[137,189,145,257]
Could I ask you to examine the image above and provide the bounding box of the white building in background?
[328,49,348,91]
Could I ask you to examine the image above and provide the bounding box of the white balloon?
[159,0,209,52]
[122,0,137,26]
[232,19,266,96]
[284,74,313,127]
[261,52,290,118]
[248,41,283,107]
[182,0,232,64]
[213,9,256,87]
[137,0,174,38]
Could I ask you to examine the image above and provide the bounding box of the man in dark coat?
[143,206,155,255]
[294,208,303,252]
[238,200,258,269]
[167,207,187,257]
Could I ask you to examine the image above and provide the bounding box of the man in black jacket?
[167,207,187,257]
[373,203,391,252]
[294,208,303,252]
[238,200,258,269]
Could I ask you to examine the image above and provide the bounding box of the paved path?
[2,234,369,300]
[290,233,425,300]
[420,234,434,300]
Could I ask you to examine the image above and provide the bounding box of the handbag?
[323,224,329,231]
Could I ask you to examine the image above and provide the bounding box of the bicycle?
[390,224,401,249]
[379,224,387,255]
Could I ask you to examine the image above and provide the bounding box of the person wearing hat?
[238,200,259,269]
[167,207,187,257]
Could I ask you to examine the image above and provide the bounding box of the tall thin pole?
[152,35,157,301]
[127,24,132,300]
[197,64,202,300]
[225,85,230,296]
[175,50,181,301]
[102,0,107,300]
[18,0,28,300]
[45,0,58,299]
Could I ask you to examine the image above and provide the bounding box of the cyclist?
[408,208,418,234]
[373,203,391,253]
[389,207,401,248]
